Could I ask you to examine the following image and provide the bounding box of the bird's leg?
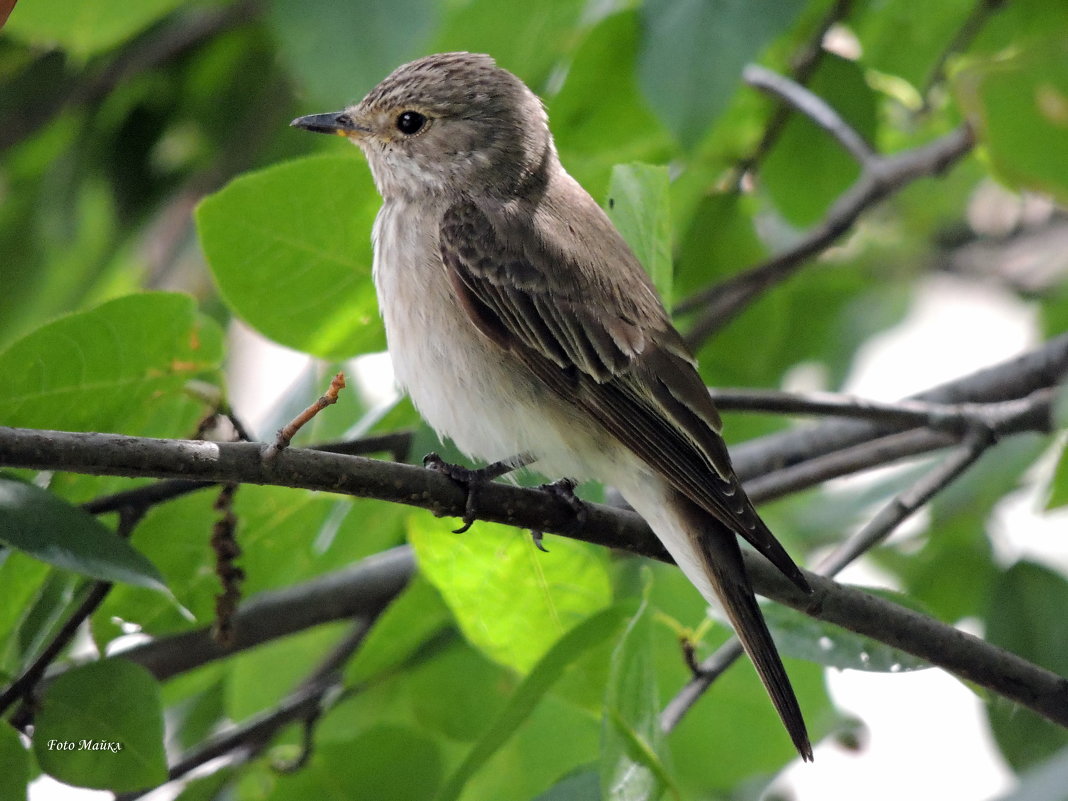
[529,477,587,552]
[423,452,534,533]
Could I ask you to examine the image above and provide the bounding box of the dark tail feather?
[677,497,814,761]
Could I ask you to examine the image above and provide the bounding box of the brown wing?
[439,199,809,592]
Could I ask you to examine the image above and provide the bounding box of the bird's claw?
[539,477,586,529]
[525,477,586,550]
[423,452,512,533]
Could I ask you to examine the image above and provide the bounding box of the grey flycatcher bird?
[292,51,813,760]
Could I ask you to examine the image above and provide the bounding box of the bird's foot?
[423,452,518,533]
[527,477,586,551]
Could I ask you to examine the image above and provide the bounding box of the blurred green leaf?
[345,574,452,684]
[226,623,349,723]
[549,10,674,197]
[197,155,384,360]
[265,726,442,801]
[638,0,806,147]
[434,0,587,88]
[853,0,975,90]
[534,770,600,801]
[955,38,1068,204]
[409,637,513,742]
[4,0,184,59]
[878,435,1044,622]
[1049,439,1068,510]
[436,602,633,801]
[34,660,167,791]
[605,163,673,307]
[601,573,674,801]
[970,0,1068,55]
[0,550,52,676]
[268,0,439,105]
[0,293,222,433]
[409,515,612,674]
[674,191,765,301]
[0,723,29,801]
[762,54,878,226]
[0,479,165,590]
[986,562,1068,770]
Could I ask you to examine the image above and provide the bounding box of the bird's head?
[292,52,554,200]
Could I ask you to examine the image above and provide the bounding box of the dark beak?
[290,111,368,136]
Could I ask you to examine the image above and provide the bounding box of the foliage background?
[2,0,1068,799]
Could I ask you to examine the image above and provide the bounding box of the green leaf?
[534,770,601,801]
[674,191,765,301]
[853,0,975,90]
[1049,437,1068,511]
[435,603,634,801]
[409,638,513,742]
[0,550,52,676]
[267,0,439,106]
[433,0,587,88]
[226,624,349,723]
[0,723,29,801]
[548,10,674,197]
[762,54,878,226]
[761,593,929,672]
[197,155,384,360]
[955,38,1068,204]
[4,0,184,59]
[34,660,167,791]
[0,293,222,433]
[409,515,612,674]
[601,572,675,801]
[638,0,806,147]
[0,479,165,590]
[986,562,1068,770]
[345,574,452,685]
[605,163,673,308]
[265,726,442,801]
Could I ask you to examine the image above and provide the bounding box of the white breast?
[372,199,566,468]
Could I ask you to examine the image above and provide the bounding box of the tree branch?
[114,548,413,681]
[676,68,976,348]
[104,536,1068,732]
[2,339,1065,733]
[730,333,1068,485]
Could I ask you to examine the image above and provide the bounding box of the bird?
[292,51,813,760]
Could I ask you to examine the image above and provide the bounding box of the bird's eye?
[395,110,427,135]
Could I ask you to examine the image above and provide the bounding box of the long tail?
[630,486,813,760]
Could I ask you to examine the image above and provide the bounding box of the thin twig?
[816,427,995,574]
[733,0,854,181]
[731,335,1068,485]
[254,618,374,770]
[676,66,976,347]
[743,64,875,163]
[264,371,346,460]
[711,386,1052,434]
